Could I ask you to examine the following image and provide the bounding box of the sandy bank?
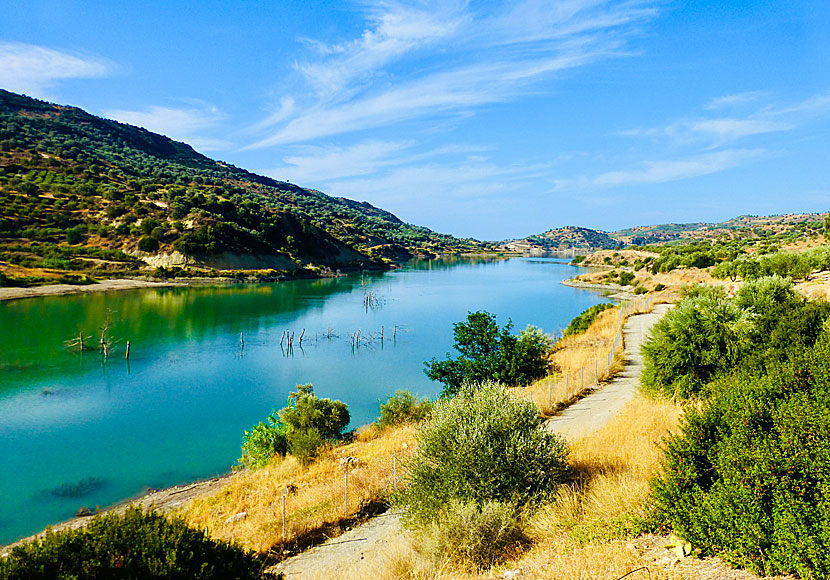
[0,279,185,302]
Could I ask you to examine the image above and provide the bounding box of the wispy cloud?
[704,91,766,110]
[104,102,230,151]
[247,0,661,148]
[554,148,766,190]
[622,93,830,148]
[0,41,113,99]
[267,140,415,183]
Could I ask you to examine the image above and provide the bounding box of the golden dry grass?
[178,424,417,554]
[522,297,656,415]
[369,394,683,580]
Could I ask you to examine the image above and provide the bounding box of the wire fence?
[528,296,655,414]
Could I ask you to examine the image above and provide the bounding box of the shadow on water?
[46,476,107,499]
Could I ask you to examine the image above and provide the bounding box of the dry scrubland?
[180,424,417,554]
[322,394,683,580]
[173,300,694,579]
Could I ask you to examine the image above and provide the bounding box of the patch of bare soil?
[0,278,179,302]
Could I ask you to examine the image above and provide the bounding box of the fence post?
[282,495,286,540]
[344,469,349,517]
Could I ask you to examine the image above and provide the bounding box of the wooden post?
[299,328,305,345]
[125,341,130,360]
[394,325,397,340]
[282,495,286,540]
[280,331,285,346]
[344,469,349,517]
[79,331,85,352]
[240,331,244,348]
[381,326,384,342]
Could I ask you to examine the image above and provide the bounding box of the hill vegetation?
[508,213,828,255]
[0,89,486,287]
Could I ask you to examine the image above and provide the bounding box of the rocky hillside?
[0,89,487,286]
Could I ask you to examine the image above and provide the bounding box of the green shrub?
[652,335,830,578]
[0,506,261,579]
[618,271,636,286]
[286,427,326,465]
[137,236,159,252]
[425,311,551,397]
[420,499,526,569]
[241,411,289,468]
[397,382,567,528]
[641,287,756,398]
[571,255,585,264]
[564,303,614,336]
[654,283,666,291]
[242,384,349,467]
[633,285,648,295]
[378,390,432,428]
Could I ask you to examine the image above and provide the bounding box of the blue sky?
[2,1,829,240]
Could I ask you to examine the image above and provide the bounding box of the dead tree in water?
[99,310,115,359]
[65,330,92,353]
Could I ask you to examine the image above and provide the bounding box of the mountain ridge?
[0,89,487,286]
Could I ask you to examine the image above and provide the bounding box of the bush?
[641,287,756,398]
[378,390,432,428]
[652,335,830,578]
[137,236,159,252]
[397,382,568,528]
[241,411,288,468]
[564,303,614,336]
[242,384,349,467]
[420,500,526,569]
[425,311,551,397]
[0,506,261,579]
[618,271,636,286]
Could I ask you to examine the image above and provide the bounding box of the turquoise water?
[0,257,608,544]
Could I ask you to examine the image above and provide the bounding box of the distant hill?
[505,214,827,254]
[500,226,619,253]
[0,89,486,285]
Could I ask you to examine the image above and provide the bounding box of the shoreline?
[0,278,188,302]
[561,278,638,300]
[1,473,235,555]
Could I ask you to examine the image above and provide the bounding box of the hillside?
[0,89,486,286]
[505,213,827,254]
[500,226,619,253]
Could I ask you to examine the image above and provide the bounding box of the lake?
[0,257,608,544]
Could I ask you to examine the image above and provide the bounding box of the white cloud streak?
[247,0,660,148]
[554,148,765,190]
[0,42,113,98]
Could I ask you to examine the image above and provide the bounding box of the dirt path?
[545,303,670,440]
[269,305,671,579]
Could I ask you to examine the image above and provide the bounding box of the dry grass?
[178,424,417,554]
[522,297,656,415]
[527,394,682,545]
[369,394,683,580]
